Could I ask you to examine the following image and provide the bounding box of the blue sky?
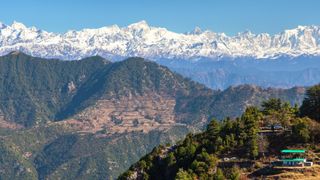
[0,0,319,35]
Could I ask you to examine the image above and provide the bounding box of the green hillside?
[0,52,108,126]
[0,53,307,179]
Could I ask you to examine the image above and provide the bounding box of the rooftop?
[281,158,306,162]
[281,149,306,153]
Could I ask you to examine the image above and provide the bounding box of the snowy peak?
[0,20,319,60]
[127,20,150,30]
[188,27,203,35]
[11,21,27,30]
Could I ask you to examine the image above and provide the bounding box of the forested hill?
[0,52,305,128]
[119,84,320,180]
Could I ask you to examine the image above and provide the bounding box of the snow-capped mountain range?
[0,20,320,60]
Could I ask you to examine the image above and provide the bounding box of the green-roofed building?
[280,149,306,166]
[281,149,305,153]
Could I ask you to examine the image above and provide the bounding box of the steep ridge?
[55,57,216,134]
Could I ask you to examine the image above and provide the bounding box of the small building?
[304,161,313,166]
[280,149,307,166]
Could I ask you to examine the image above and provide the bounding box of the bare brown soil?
[60,92,189,135]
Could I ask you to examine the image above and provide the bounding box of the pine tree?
[241,107,260,159]
[300,84,320,121]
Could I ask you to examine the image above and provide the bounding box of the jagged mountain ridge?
[0,21,319,60]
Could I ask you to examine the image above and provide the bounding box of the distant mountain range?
[0,53,306,179]
[1,21,320,89]
[0,21,319,60]
[159,56,320,89]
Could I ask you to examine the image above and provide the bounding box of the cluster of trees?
[119,106,263,179]
[261,98,298,130]
[119,84,320,180]
[260,84,320,144]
